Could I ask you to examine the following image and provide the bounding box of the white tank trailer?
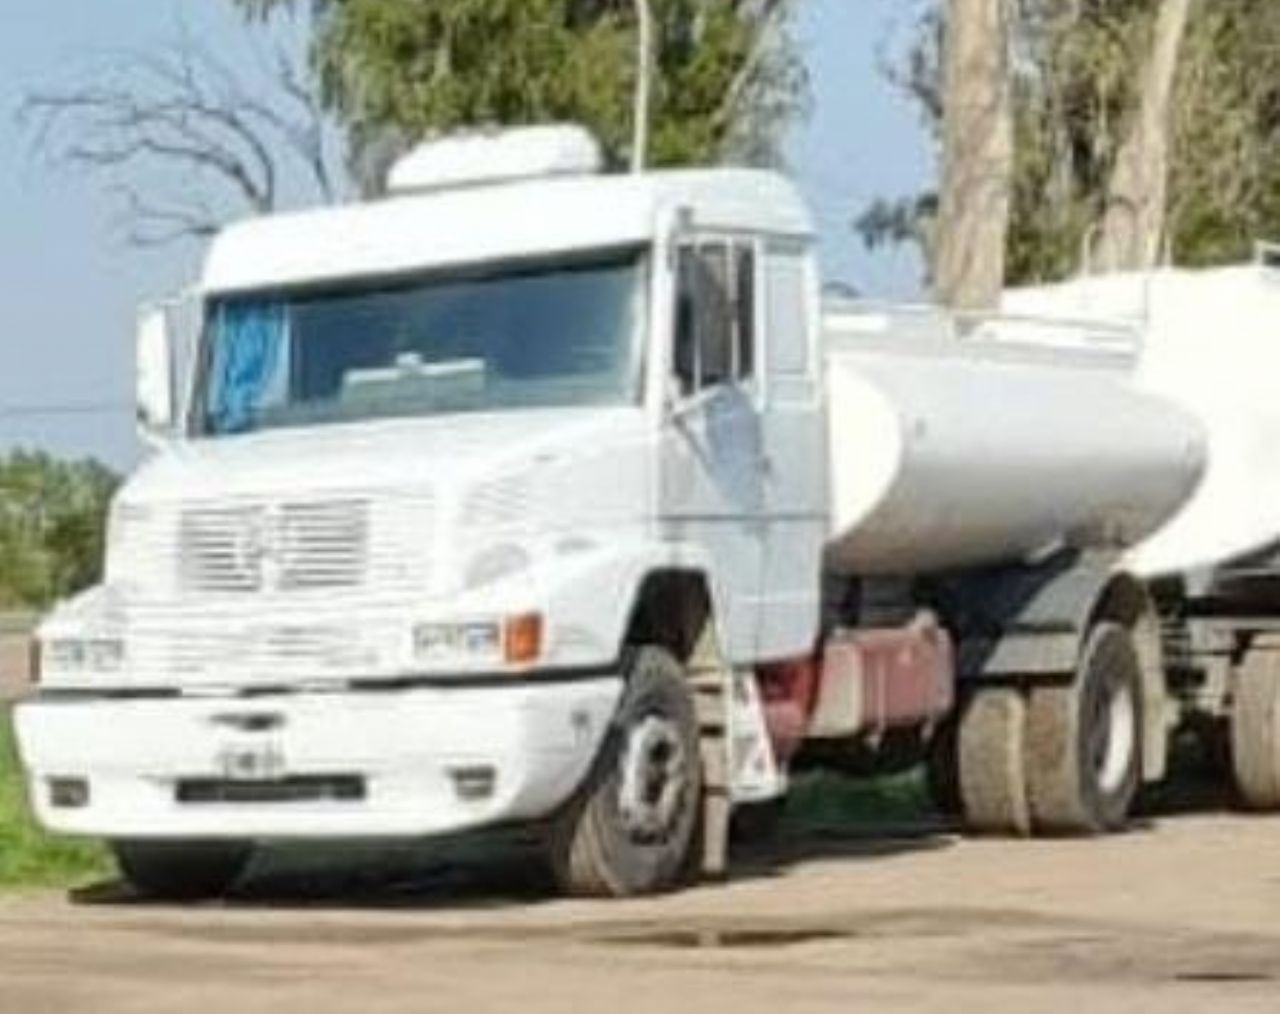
[1003,259,1280,813]
[821,305,1205,576]
[776,301,1209,843]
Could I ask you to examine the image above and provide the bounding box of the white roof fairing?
[201,169,814,296]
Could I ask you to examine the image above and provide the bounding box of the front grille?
[179,500,370,594]
[176,775,366,805]
[109,489,436,684]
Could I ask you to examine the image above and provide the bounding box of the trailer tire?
[1026,622,1141,835]
[1230,648,1280,810]
[548,646,702,897]
[111,840,251,900]
[957,688,1032,835]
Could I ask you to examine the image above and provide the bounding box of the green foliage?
[783,769,934,834]
[873,0,1280,284]
[1003,1,1156,282]
[0,712,110,890]
[1166,1,1280,265]
[233,0,806,170]
[0,452,118,610]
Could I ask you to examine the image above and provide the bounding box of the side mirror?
[136,305,175,445]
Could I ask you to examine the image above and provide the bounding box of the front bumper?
[14,678,621,841]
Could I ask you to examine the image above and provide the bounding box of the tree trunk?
[1092,0,1195,273]
[934,0,1013,310]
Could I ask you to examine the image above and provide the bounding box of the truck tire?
[1026,622,1141,834]
[548,646,703,897]
[112,840,251,900]
[1229,648,1280,810]
[957,687,1032,835]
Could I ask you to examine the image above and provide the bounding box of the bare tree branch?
[19,37,343,247]
[109,186,221,247]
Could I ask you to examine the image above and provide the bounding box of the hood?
[121,408,643,506]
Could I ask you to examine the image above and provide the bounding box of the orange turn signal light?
[503,613,544,665]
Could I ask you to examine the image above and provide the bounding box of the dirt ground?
[2,806,1280,1014]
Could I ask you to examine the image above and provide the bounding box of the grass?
[0,710,111,890]
[782,768,935,835]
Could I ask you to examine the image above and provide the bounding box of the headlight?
[43,638,126,674]
[412,613,543,668]
[413,621,503,664]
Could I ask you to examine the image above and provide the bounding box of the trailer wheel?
[548,646,703,897]
[1229,648,1280,810]
[111,840,251,900]
[957,687,1032,835]
[1026,622,1141,834]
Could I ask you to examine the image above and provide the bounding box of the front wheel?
[111,840,252,900]
[548,646,703,897]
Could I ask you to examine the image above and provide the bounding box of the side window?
[765,241,811,378]
[735,244,755,380]
[674,250,698,396]
[673,239,757,397]
[697,243,733,387]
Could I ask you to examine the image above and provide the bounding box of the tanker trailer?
[768,302,1207,838]
[1005,258,1280,812]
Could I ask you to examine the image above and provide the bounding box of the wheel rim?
[616,712,688,844]
[1090,677,1137,796]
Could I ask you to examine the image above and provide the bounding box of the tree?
[933,0,1013,308]
[1092,0,1195,271]
[1164,1,1280,266]
[233,0,807,178]
[870,0,1280,286]
[26,3,804,240]
[0,453,118,610]
[21,26,343,245]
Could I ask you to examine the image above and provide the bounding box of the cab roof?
[201,169,814,296]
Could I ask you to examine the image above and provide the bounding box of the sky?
[0,0,933,469]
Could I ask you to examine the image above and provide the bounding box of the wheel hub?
[617,713,688,843]
[1090,679,1137,796]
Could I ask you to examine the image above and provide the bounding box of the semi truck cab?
[16,126,829,896]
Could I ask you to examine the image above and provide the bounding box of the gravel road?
[2,806,1279,1013]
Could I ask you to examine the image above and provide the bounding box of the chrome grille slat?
[278,500,369,591]
[178,500,371,594]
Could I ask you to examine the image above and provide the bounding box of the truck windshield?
[197,248,645,436]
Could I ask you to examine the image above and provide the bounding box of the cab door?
[756,237,826,660]
[658,238,766,663]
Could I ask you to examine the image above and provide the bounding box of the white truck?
[15,125,1271,900]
